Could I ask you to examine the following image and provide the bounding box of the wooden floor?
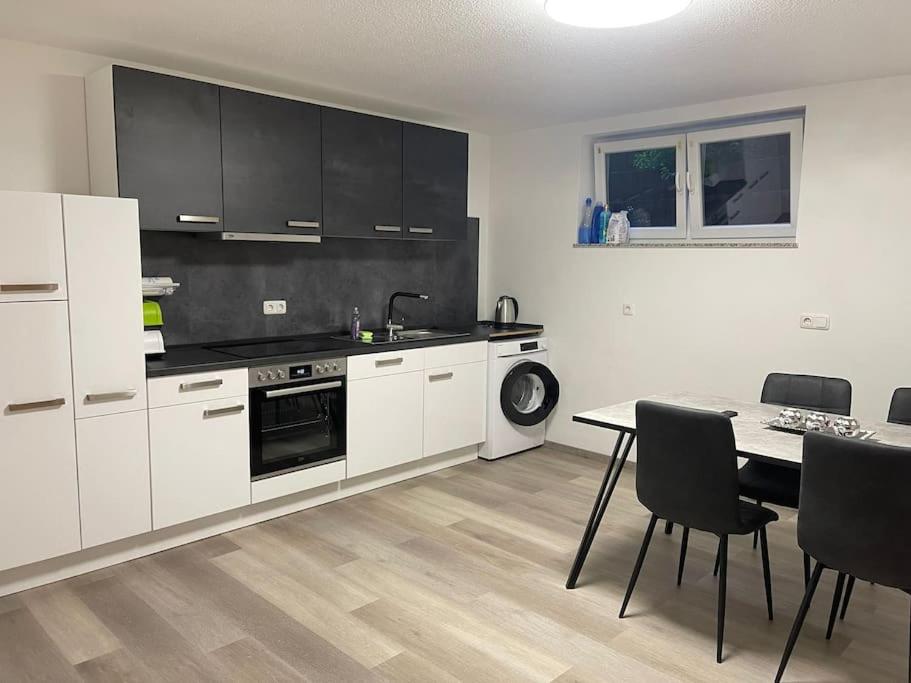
[1,447,907,681]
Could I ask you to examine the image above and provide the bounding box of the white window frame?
[594,134,686,241]
[687,119,803,240]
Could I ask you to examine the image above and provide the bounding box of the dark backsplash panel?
[141,219,479,346]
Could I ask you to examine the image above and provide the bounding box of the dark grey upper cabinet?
[112,66,223,232]
[403,124,469,241]
[322,108,403,239]
[220,88,322,235]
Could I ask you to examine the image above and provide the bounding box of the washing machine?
[480,336,560,461]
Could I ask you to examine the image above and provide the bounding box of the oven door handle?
[264,381,343,399]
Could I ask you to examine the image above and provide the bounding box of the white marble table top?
[574,392,911,469]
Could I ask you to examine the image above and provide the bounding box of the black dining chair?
[775,432,911,682]
[620,401,778,663]
[739,372,852,583]
[835,387,911,627]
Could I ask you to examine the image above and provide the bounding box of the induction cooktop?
[207,337,352,360]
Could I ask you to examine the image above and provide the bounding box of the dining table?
[565,392,911,590]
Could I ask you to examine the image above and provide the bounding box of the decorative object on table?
[577,197,593,244]
[763,408,873,439]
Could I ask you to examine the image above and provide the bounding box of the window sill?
[573,240,798,249]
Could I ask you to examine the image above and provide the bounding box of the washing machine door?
[500,361,560,427]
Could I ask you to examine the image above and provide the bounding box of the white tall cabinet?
[0,192,150,568]
[63,195,151,548]
[0,192,81,572]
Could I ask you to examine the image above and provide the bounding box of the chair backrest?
[888,388,911,426]
[761,373,852,416]
[635,401,743,535]
[799,432,911,590]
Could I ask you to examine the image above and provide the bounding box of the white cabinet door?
[423,361,487,457]
[347,372,423,479]
[0,302,80,571]
[76,410,151,548]
[149,397,250,529]
[0,192,67,302]
[63,195,147,418]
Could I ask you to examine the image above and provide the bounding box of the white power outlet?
[263,300,287,315]
[622,303,636,316]
[800,313,829,330]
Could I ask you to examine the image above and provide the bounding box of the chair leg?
[717,535,729,664]
[775,562,825,683]
[713,539,721,577]
[840,575,856,621]
[677,527,689,586]
[803,553,811,587]
[753,501,762,549]
[619,513,659,618]
[665,520,674,535]
[759,526,774,620]
[825,572,846,640]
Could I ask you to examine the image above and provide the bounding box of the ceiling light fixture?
[544,0,692,28]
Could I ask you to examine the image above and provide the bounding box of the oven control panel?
[249,357,347,387]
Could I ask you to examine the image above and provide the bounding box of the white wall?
[488,76,911,454]
[0,38,492,315]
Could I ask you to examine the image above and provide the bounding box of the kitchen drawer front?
[347,348,424,381]
[77,410,152,548]
[149,397,251,529]
[251,460,345,504]
[424,341,486,369]
[423,361,487,458]
[148,368,248,408]
[0,191,67,302]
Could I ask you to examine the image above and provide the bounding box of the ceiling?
[4,0,911,132]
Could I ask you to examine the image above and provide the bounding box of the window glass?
[606,147,677,228]
[700,134,790,226]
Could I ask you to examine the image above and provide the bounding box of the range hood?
[213,232,321,244]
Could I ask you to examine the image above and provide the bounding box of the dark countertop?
[146,323,544,378]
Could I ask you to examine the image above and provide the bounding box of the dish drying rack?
[142,276,181,297]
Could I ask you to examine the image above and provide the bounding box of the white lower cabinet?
[423,361,487,457]
[149,397,250,529]
[0,302,81,571]
[76,410,152,548]
[346,371,424,479]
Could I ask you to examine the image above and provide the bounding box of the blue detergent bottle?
[590,202,605,244]
[577,198,593,244]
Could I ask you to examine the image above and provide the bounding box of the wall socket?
[263,300,287,315]
[800,313,830,330]
[622,303,636,316]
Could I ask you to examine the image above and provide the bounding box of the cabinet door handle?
[408,226,434,235]
[375,357,404,367]
[8,397,66,412]
[179,379,223,391]
[85,390,137,403]
[429,372,453,381]
[0,283,59,293]
[203,404,245,418]
[374,225,401,233]
[287,220,320,229]
[178,215,221,224]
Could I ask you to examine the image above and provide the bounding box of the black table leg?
[566,430,636,589]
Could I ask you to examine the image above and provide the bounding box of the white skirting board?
[0,446,478,597]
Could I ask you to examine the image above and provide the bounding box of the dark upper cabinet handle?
[178,215,221,224]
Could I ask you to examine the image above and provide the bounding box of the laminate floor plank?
[3,446,908,681]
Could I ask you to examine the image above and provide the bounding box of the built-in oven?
[248,358,346,480]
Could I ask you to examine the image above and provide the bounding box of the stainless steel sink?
[333,328,471,344]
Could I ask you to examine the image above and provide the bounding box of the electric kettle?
[494,296,519,328]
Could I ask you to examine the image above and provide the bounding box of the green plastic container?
[143,300,163,327]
